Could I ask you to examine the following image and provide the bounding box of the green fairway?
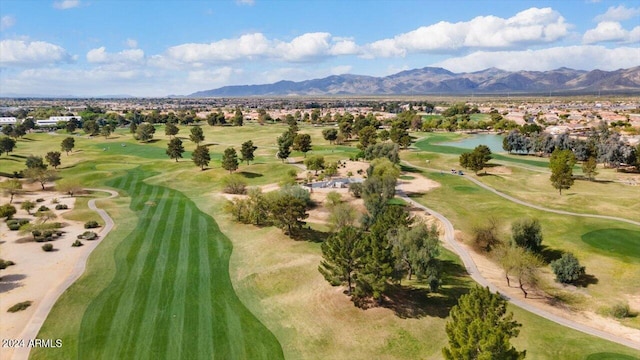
[74,169,283,360]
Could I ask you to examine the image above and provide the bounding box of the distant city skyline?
[0,0,638,97]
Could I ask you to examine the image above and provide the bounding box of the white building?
[36,116,81,127]
[0,117,18,126]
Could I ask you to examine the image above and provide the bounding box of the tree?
[293,133,312,157]
[24,168,57,190]
[45,151,62,169]
[277,132,293,162]
[390,222,440,284]
[100,125,112,139]
[65,118,79,133]
[21,200,35,215]
[322,128,338,144]
[135,123,156,142]
[443,286,526,360]
[549,149,576,194]
[61,137,75,155]
[222,147,239,173]
[189,126,205,145]
[192,145,210,170]
[551,252,585,284]
[233,108,244,126]
[166,138,185,162]
[165,122,179,138]
[304,155,325,175]
[1,179,22,203]
[582,156,598,181]
[0,136,17,156]
[460,145,492,174]
[0,204,17,219]
[327,203,358,230]
[26,156,47,170]
[268,194,308,235]
[82,119,100,136]
[472,216,501,252]
[512,249,542,298]
[240,140,257,165]
[319,226,363,295]
[358,126,377,150]
[511,218,543,253]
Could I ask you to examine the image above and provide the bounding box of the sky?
[0,0,638,97]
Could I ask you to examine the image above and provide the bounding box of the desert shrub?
[7,301,32,312]
[550,252,586,284]
[42,243,54,252]
[7,222,21,231]
[84,220,99,229]
[325,191,342,208]
[0,204,17,219]
[72,240,83,247]
[610,303,631,319]
[51,198,59,204]
[37,205,50,212]
[349,182,363,198]
[43,230,54,237]
[222,175,247,195]
[78,231,98,240]
[32,230,42,237]
[0,259,16,270]
[471,217,501,252]
[55,204,68,210]
[36,198,45,203]
[278,184,312,207]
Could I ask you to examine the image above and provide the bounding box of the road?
[13,188,118,360]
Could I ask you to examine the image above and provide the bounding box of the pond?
[439,134,505,153]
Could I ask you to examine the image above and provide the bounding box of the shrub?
[72,240,83,247]
[84,221,99,229]
[36,198,45,203]
[550,252,586,284]
[7,301,32,313]
[222,174,247,195]
[78,231,98,240]
[51,198,59,204]
[349,182,363,198]
[278,184,312,207]
[37,205,50,212]
[55,204,69,210]
[0,259,16,270]
[511,218,543,252]
[610,302,631,319]
[7,222,21,231]
[32,230,42,237]
[0,204,17,219]
[42,243,54,252]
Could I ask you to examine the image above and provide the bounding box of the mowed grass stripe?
[78,170,283,359]
[102,187,170,360]
[165,205,192,360]
[131,194,182,360]
[77,183,159,360]
[197,214,215,359]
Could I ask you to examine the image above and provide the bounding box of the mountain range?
[190,66,640,97]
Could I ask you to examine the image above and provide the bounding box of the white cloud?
[274,32,332,62]
[435,45,640,72]
[1,15,16,31]
[187,67,242,86]
[594,5,640,22]
[0,39,73,66]
[583,22,640,43]
[363,7,569,58]
[53,0,80,10]
[86,47,145,65]
[236,0,255,6]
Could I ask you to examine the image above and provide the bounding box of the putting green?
[77,169,283,359]
[581,229,640,261]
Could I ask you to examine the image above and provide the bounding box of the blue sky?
[0,0,638,97]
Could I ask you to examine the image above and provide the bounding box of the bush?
[0,259,16,270]
[279,184,312,207]
[550,252,586,284]
[51,198,59,204]
[610,302,631,319]
[32,230,42,237]
[7,222,21,231]
[37,205,50,212]
[349,182,363,198]
[36,198,45,203]
[511,218,543,252]
[7,301,32,313]
[55,204,68,210]
[0,204,17,219]
[72,240,83,247]
[42,243,54,252]
[84,220,99,229]
[78,231,98,240]
[222,174,247,195]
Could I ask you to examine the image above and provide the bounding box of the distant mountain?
[190,66,640,97]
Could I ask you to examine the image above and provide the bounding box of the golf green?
[77,169,283,359]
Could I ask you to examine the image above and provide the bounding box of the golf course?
[0,123,636,360]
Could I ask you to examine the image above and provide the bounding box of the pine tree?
[443,286,526,360]
[189,126,205,144]
[240,140,257,165]
[319,226,363,295]
[166,138,185,162]
[222,147,239,173]
[549,148,576,194]
[192,145,210,170]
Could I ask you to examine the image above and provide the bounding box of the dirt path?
[11,188,118,360]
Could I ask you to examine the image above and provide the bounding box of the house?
[0,117,18,126]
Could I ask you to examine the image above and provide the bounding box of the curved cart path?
[12,188,118,360]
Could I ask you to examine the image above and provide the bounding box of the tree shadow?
[290,227,329,243]
[399,164,421,173]
[539,246,564,264]
[573,273,599,287]
[146,139,161,143]
[0,273,26,293]
[238,171,263,179]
